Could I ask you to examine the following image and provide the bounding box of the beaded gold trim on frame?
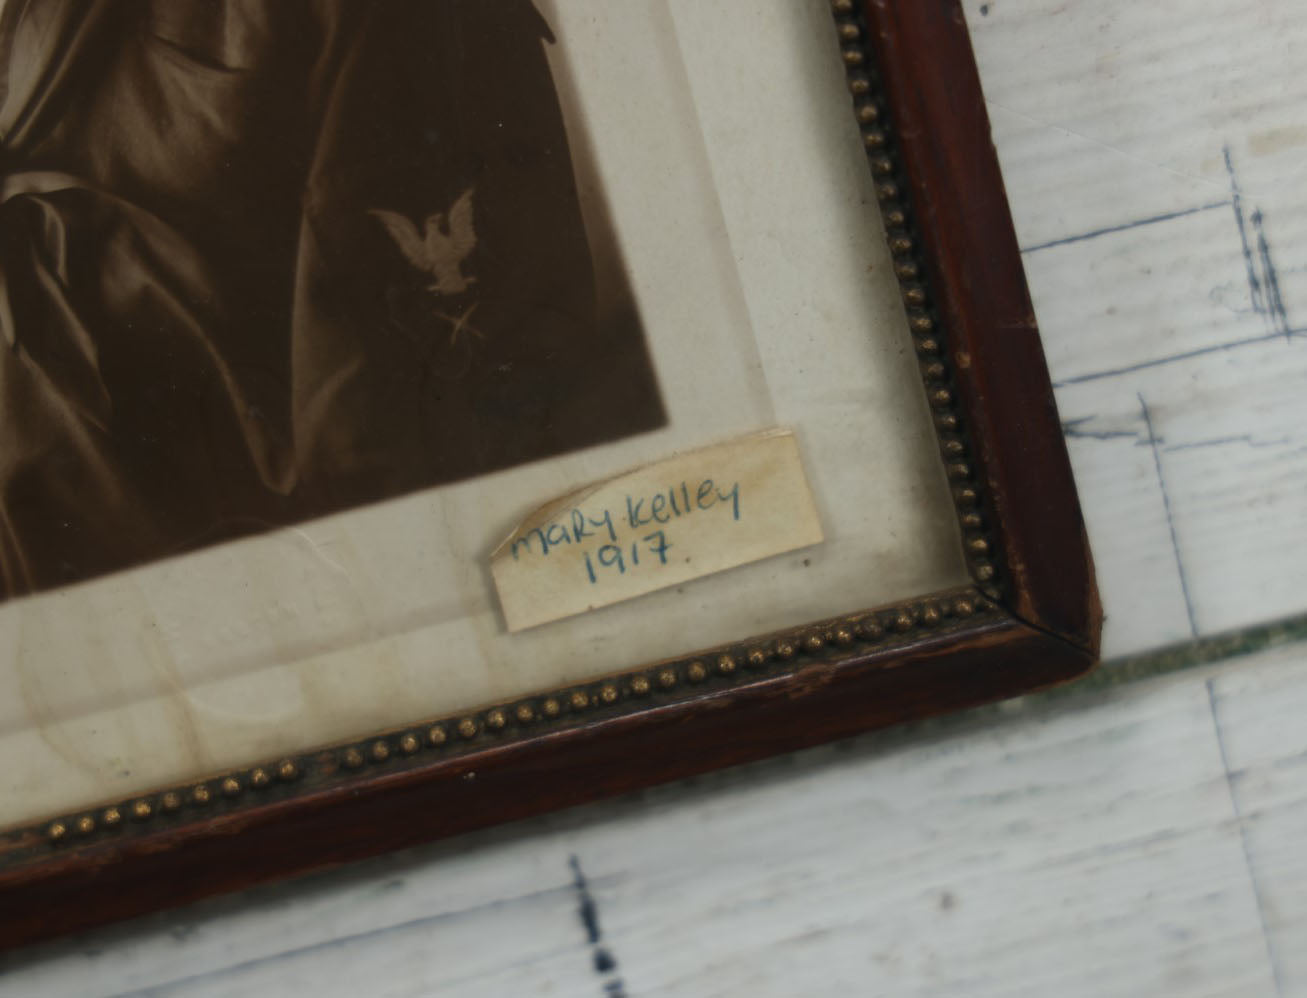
[31,588,1000,855]
[15,0,1006,858]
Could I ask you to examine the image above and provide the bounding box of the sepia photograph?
[0,0,664,599]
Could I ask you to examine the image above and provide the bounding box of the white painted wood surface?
[979,0,1307,657]
[4,1,1306,995]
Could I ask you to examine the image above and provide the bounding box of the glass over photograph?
[0,0,970,830]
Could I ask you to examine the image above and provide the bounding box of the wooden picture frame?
[0,0,1098,950]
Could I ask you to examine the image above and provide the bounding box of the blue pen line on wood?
[1020,198,1232,255]
[570,855,628,998]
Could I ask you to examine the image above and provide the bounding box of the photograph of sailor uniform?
[0,0,663,599]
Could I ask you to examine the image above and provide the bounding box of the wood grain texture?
[0,0,1098,950]
[970,0,1307,659]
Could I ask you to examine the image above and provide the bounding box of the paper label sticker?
[490,429,823,631]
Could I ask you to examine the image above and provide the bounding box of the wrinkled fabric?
[0,0,663,597]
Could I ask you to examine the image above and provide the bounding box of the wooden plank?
[864,0,1307,663]
[968,0,1307,658]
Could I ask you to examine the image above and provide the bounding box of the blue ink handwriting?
[509,476,741,585]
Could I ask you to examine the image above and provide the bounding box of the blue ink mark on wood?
[570,855,629,997]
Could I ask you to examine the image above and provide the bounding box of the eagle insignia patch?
[370,188,478,296]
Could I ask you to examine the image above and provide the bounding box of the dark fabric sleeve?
[0,0,664,598]
[289,0,664,512]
